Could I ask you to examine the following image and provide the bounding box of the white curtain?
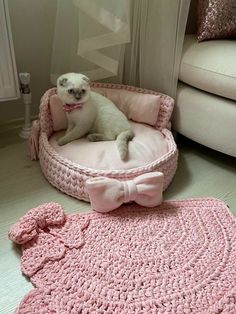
[51,0,130,84]
[124,0,190,98]
[51,0,190,97]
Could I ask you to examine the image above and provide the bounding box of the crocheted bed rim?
[39,130,178,202]
[35,83,178,202]
[39,84,175,136]
[39,128,177,177]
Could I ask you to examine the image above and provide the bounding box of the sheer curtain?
[51,0,190,97]
[124,0,190,98]
[51,0,130,84]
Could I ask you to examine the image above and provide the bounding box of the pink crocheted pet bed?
[9,198,236,313]
[30,83,178,202]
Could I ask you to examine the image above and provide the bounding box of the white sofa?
[173,34,236,157]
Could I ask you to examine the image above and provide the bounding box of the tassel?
[28,120,40,160]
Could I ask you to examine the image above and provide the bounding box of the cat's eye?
[68,89,74,94]
[81,89,86,94]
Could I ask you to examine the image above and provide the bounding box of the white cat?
[57,73,134,160]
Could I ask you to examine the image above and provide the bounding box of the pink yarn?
[9,198,236,313]
[28,119,40,161]
[33,84,178,202]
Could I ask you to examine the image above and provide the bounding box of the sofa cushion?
[179,35,236,100]
[173,82,236,157]
[197,0,236,42]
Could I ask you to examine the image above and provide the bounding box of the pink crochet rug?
[9,198,236,313]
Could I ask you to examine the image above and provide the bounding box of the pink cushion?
[50,95,67,131]
[95,88,161,126]
[49,88,161,131]
[49,121,168,171]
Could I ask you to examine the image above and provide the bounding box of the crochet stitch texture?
[9,198,236,313]
[36,84,178,202]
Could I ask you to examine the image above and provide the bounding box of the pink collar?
[63,103,83,113]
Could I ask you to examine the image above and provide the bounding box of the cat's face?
[57,73,91,104]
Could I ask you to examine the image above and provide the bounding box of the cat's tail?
[116,129,134,160]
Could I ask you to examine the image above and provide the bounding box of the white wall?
[0,0,57,123]
[0,0,197,124]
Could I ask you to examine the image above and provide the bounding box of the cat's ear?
[82,75,90,85]
[58,77,68,87]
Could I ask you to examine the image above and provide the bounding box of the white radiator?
[0,0,19,101]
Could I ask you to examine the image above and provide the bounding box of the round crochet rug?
[9,198,236,313]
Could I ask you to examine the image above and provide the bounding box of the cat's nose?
[75,94,81,100]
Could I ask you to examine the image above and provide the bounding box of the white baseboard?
[0,116,37,134]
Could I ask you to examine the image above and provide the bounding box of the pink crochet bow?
[8,202,65,244]
[86,172,164,213]
[8,203,89,276]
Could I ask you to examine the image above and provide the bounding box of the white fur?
[57,73,134,160]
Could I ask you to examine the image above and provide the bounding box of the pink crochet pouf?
[9,198,236,313]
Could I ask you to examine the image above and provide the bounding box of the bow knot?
[123,180,137,203]
[8,203,65,244]
[86,172,164,213]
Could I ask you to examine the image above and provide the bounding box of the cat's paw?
[57,137,67,146]
[87,134,103,142]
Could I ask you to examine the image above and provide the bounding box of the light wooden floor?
[0,128,236,313]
